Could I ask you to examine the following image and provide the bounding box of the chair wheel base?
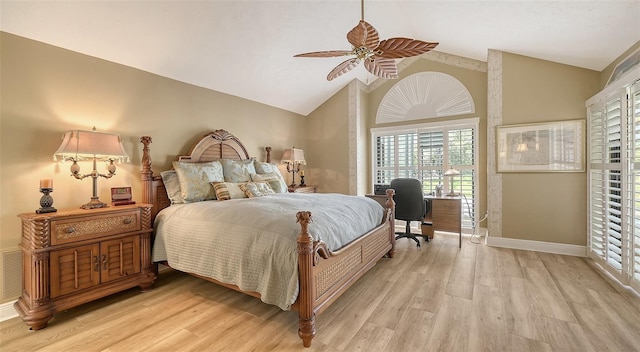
[395,233,422,248]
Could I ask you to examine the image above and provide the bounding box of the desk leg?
[421,222,433,239]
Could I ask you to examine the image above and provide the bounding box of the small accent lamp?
[54,127,129,209]
[444,166,460,196]
[281,147,306,187]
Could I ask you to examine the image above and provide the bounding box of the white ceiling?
[2,1,639,116]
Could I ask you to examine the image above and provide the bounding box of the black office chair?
[391,178,428,248]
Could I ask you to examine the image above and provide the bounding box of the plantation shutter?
[375,135,395,184]
[448,128,476,228]
[588,100,606,259]
[604,96,625,275]
[588,79,640,290]
[372,120,478,230]
[418,130,444,195]
[630,81,640,292]
[398,133,418,179]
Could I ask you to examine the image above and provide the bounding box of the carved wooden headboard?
[140,129,272,221]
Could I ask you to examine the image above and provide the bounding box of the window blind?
[372,120,478,230]
[588,79,640,292]
[630,81,640,292]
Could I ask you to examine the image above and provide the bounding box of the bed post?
[140,136,153,206]
[385,188,396,258]
[296,211,315,348]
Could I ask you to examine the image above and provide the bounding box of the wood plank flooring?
[2,233,640,352]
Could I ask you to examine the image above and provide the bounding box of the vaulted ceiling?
[2,1,639,116]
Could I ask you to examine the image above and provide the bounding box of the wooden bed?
[139,129,395,347]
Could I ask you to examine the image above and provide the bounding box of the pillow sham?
[250,172,287,194]
[252,161,289,193]
[253,160,278,174]
[221,159,256,183]
[172,160,224,202]
[212,182,249,201]
[160,170,184,204]
[239,182,275,198]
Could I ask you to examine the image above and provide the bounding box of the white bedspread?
[152,193,385,310]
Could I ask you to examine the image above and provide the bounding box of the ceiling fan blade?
[327,58,361,81]
[364,57,398,79]
[294,50,354,58]
[347,20,380,50]
[376,38,439,58]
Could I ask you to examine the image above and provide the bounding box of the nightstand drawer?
[51,210,141,245]
[289,185,317,193]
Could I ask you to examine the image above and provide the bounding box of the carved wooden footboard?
[140,130,395,347]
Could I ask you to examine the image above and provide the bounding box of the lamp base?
[36,207,57,214]
[81,197,109,210]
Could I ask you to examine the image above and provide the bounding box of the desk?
[365,194,462,248]
[424,196,462,248]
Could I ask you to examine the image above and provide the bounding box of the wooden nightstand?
[14,204,155,330]
[289,185,317,193]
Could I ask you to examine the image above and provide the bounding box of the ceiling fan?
[294,0,439,81]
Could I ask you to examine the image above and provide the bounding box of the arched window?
[372,73,478,230]
[376,72,475,124]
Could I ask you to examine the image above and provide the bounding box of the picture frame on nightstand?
[111,187,135,206]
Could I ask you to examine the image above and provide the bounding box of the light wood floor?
[3,233,640,352]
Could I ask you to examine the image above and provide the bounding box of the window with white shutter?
[630,81,640,292]
[372,118,479,230]
[588,78,640,292]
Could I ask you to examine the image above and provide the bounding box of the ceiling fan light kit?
[295,0,439,81]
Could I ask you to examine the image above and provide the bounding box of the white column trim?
[487,49,503,238]
[348,80,360,195]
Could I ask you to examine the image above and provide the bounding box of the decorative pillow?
[221,159,256,183]
[253,160,278,174]
[211,182,249,201]
[172,161,224,202]
[160,170,184,204]
[252,161,289,193]
[240,182,275,198]
[250,172,287,194]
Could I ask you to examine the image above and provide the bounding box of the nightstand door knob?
[93,256,100,272]
[65,227,75,234]
[123,218,133,225]
[101,254,108,270]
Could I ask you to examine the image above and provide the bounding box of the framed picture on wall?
[496,119,585,173]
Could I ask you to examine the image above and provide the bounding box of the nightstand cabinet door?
[101,236,141,283]
[50,244,101,298]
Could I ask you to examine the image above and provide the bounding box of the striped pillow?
[211,182,248,201]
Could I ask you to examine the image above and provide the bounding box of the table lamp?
[54,127,129,209]
[444,166,460,196]
[281,147,306,187]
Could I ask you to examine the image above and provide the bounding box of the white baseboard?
[0,300,18,322]
[486,236,587,257]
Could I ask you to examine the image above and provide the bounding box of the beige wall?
[305,85,350,194]
[500,52,600,245]
[0,32,306,301]
[1,30,633,303]
[367,58,489,217]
